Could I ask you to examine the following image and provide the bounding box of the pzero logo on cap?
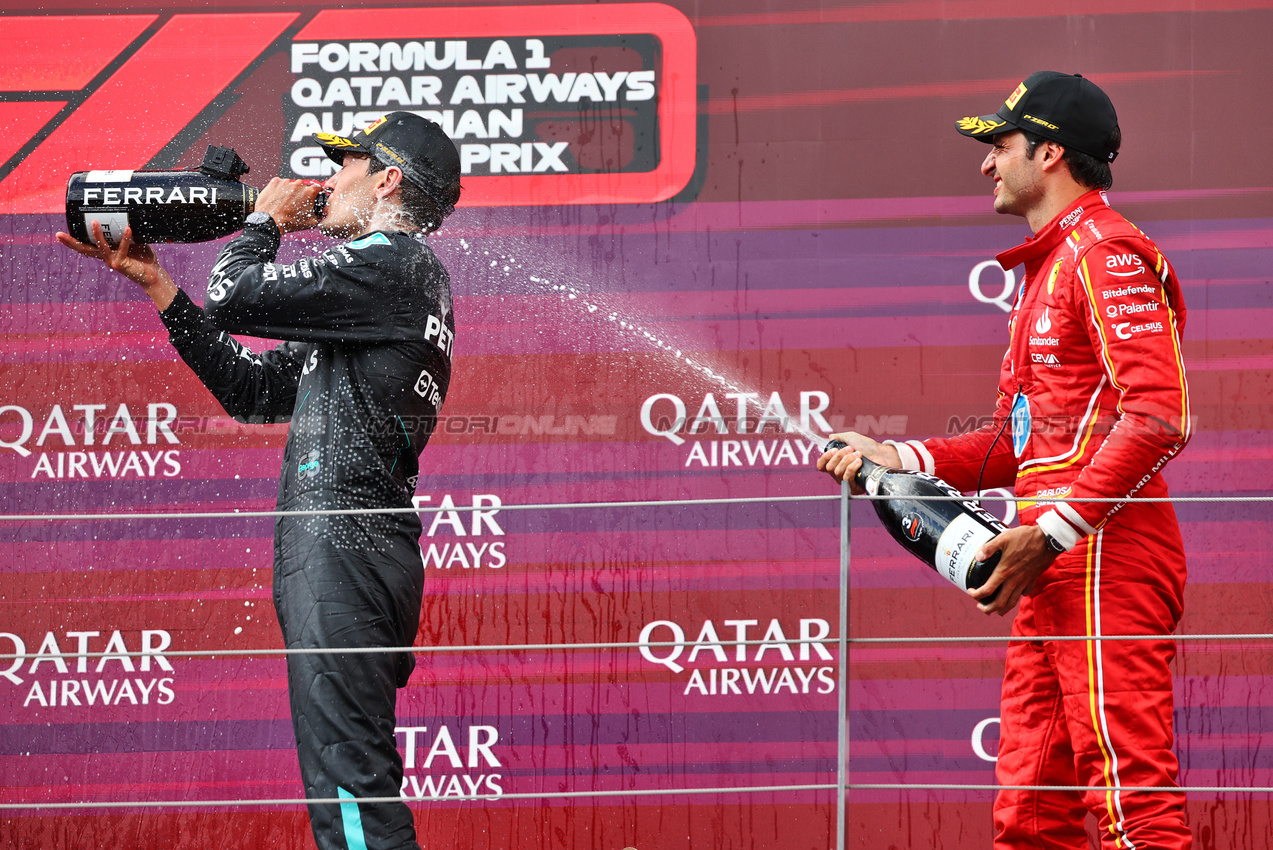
[376,143,406,165]
[957,116,1006,136]
[1023,114,1059,131]
[1006,82,1028,110]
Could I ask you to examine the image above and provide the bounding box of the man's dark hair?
[1022,128,1120,191]
[366,157,461,234]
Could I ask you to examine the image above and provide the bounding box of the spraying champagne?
[65,146,329,247]
[825,439,1004,600]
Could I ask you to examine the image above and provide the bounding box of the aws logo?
[1105,253,1145,277]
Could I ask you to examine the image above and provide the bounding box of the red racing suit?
[889,190,1193,848]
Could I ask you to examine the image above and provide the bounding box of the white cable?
[0,491,1269,523]
[0,784,838,810]
[0,493,838,523]
[7,781,1273,812]
[3,632,1269,662]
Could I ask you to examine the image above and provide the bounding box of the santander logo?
[1034,306,1052,335]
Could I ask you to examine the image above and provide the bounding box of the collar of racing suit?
[994,189,1110,271]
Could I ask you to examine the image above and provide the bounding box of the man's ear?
[1039,141,1068,172]
[375,166,404,199]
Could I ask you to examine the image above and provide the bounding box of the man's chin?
[318,219,355,239]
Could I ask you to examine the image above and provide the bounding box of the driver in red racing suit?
[820,72,1192,847]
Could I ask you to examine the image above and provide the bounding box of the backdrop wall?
[2,2,1271,847]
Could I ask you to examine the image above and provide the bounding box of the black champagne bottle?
[65,145,329,247]
[66,146,258,246]
[826,440,1005,598]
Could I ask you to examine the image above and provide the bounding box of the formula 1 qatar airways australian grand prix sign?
[283,5,697,206]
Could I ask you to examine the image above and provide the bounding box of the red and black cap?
[314,111,462,213]
[955,71,1120,163]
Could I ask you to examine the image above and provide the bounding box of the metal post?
[836,479,850,850]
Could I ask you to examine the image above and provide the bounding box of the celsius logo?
[1034,306,1052,334]
[901,513,923,542]
[1115,321,1165,339]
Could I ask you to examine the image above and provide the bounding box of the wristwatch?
[1040,529,1067,554]
[245,211,275,228]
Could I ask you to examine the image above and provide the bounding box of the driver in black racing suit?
[57,112,462,850]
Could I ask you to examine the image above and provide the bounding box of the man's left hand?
[969,525,1057,616]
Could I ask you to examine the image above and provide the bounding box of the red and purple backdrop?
[2,2,1272,848]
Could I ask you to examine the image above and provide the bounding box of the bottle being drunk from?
[65,145,329,246]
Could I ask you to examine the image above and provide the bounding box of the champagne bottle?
[65,146,330,247]
[826,439,1005,599]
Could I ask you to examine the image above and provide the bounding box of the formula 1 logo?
[282,4,698,206]
[0,4,697,213]
[901,512,924,542]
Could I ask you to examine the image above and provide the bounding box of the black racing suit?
[159,219,454,850]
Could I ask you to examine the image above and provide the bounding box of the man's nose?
[981,150,996,177]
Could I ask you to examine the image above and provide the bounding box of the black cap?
[314,111,462,213]
[955,72,1120,163]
